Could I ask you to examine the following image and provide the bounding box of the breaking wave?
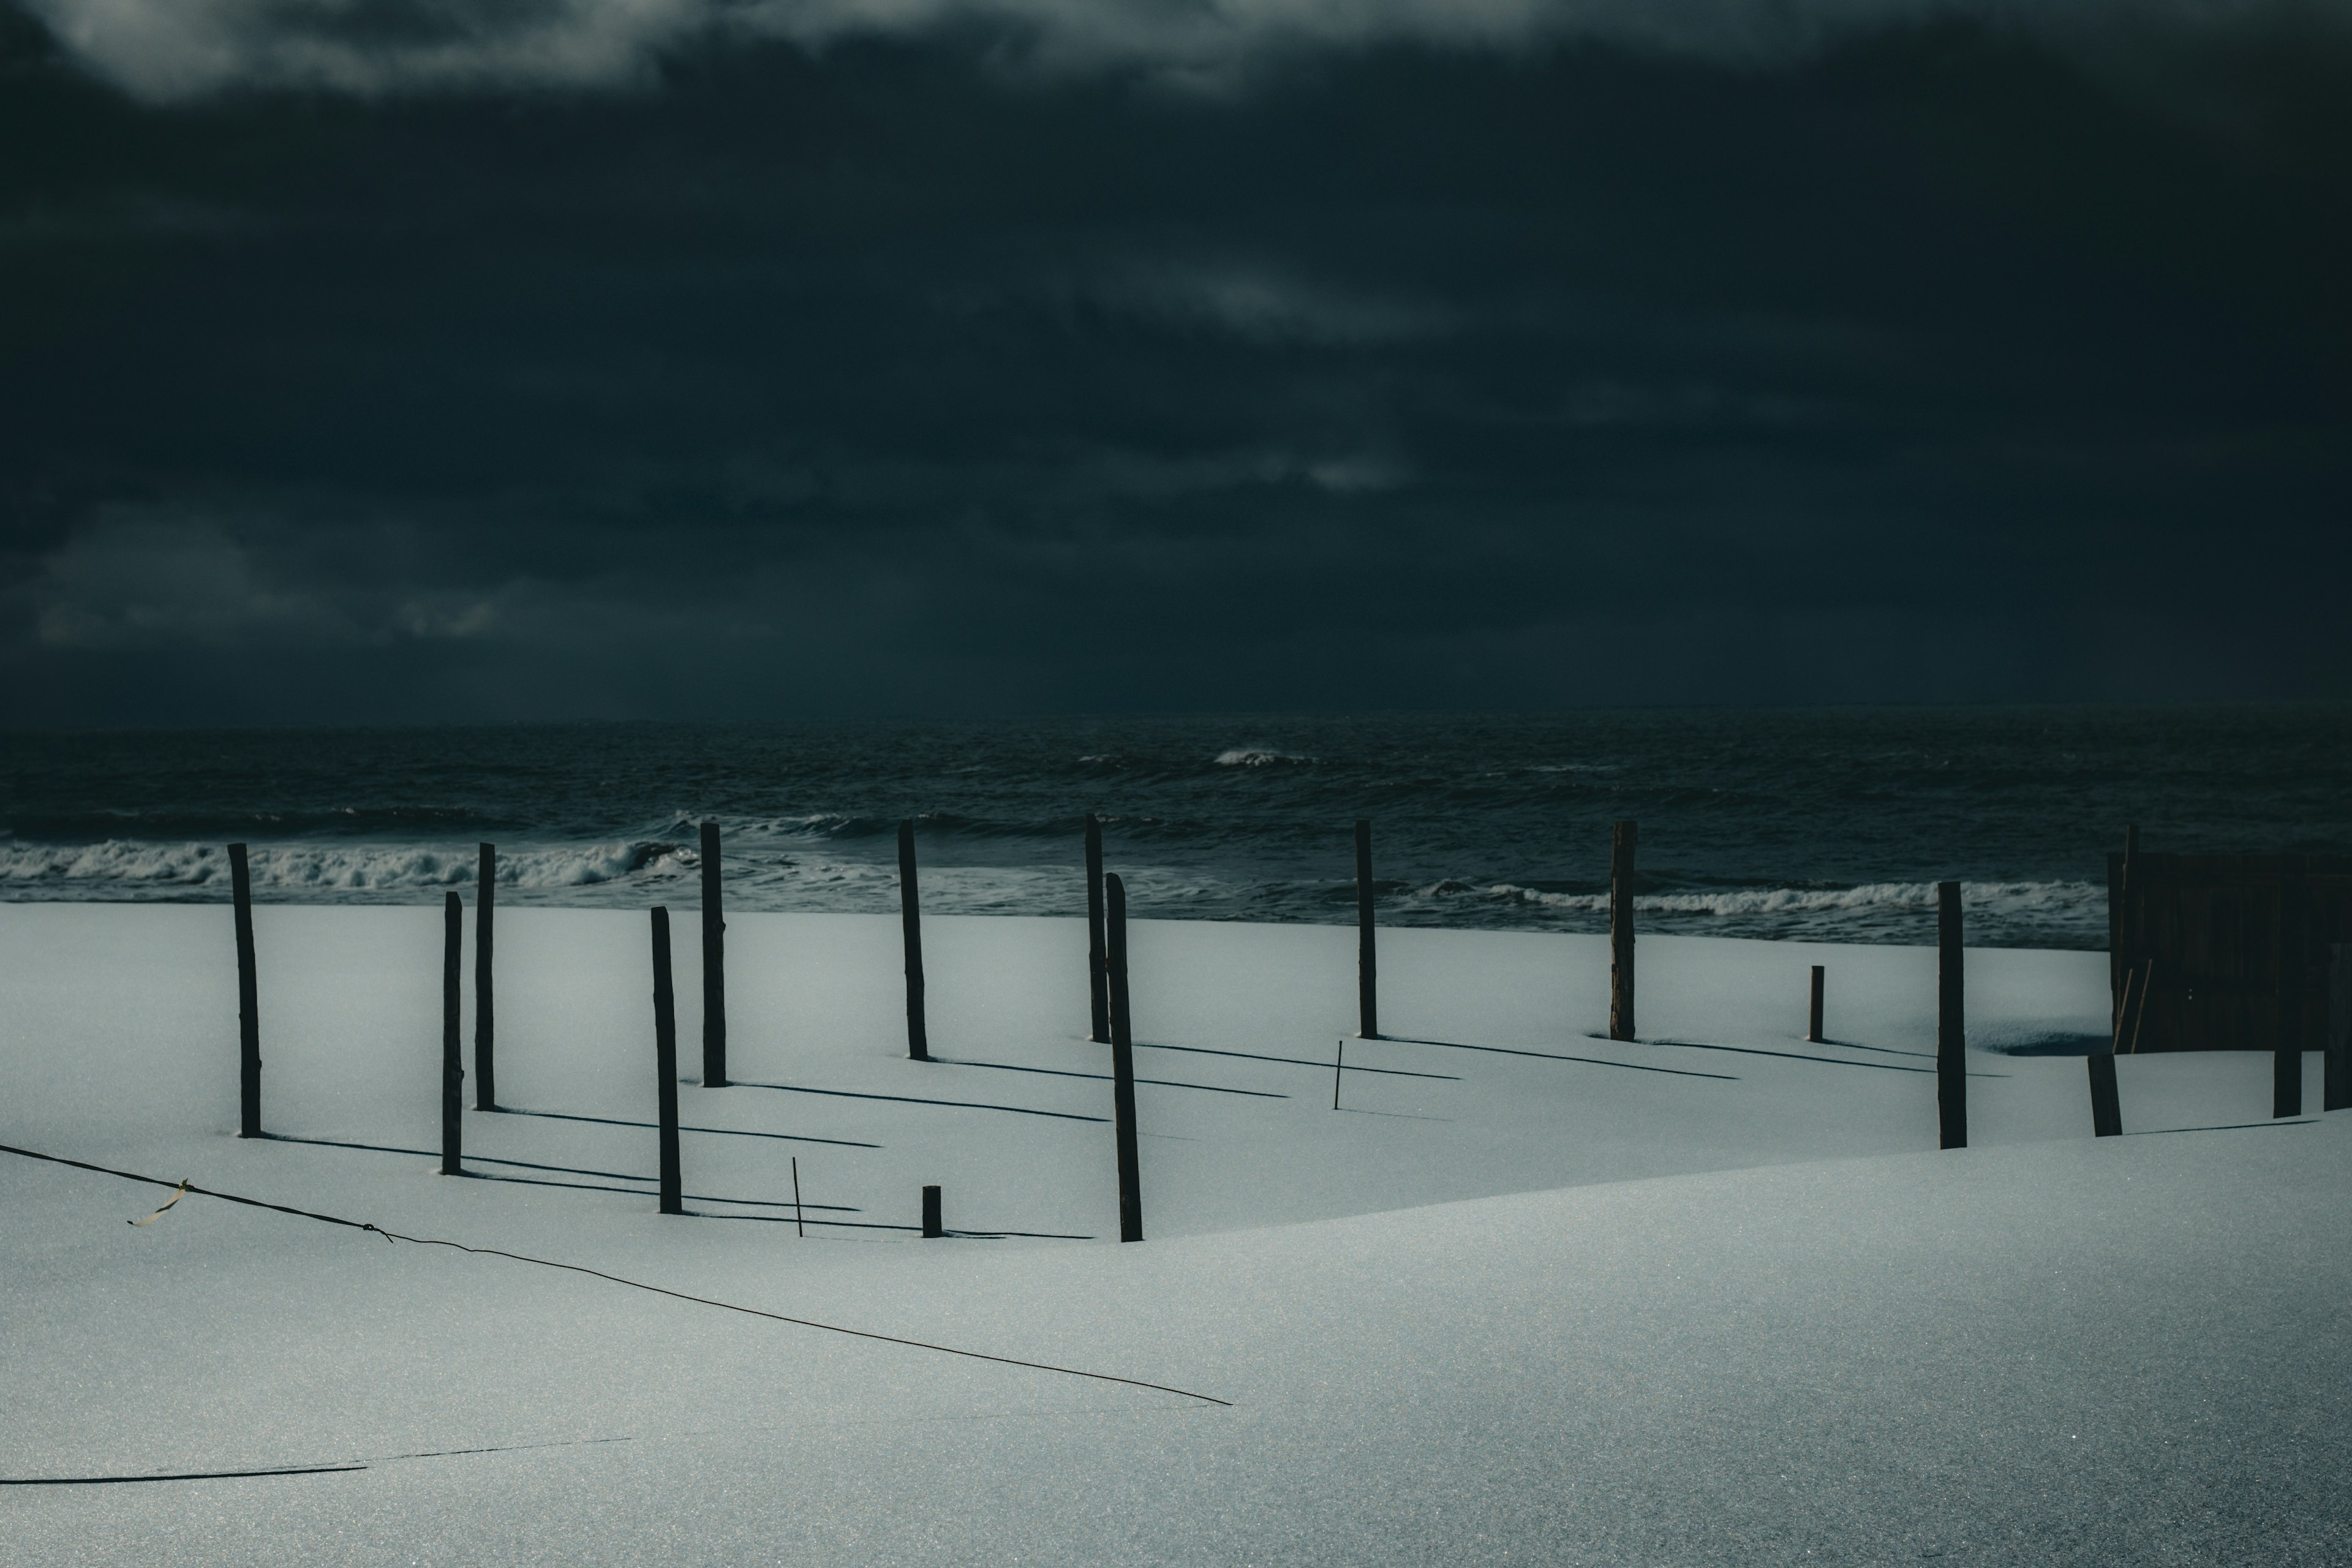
[1213,748,1316,767]
[1463,880,2103,921]
[0,839,696,893]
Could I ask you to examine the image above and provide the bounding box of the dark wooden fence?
[2107,851,2352,1052]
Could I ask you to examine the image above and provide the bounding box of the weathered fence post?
[899,820,929,1061]
[791,1155,805,1237]
[1609,820,1637,1041]
[652,907,684,1215]
[2326,943,2350,1114]
[228,842,262,1139]
[2274,861,2304,1118]
[2086,961,2132,1139]
[475,842,497,1111]
[701,820,728,1088]
[1106,872,1144,1243]
[922,1185,943,1239]
[1356,818,1378,1039]
[1085,814,1109,1044]
[1807,965,1825,1043]
[1938,880,1967,1150]
[442,892,464,1175]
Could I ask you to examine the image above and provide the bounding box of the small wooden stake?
[228,842,262,1139]
[1608,820,1637,1041]
[1333,1038,1345,1110]
[1937,881,1967,1150]
[899,820,929,1061]
[1807,965,1825,1044]
[792,1155,805,1237]
[1356,819,1378,1039]
[922,1185,943,1240]
[2325,944,2350,1114]
[441,892,464,1175]
[652,907,684,1215]
[1085,813,1110,1045]
[475,842,497,1111]
[701,820,728,1088]
[1106,872,1144,1243]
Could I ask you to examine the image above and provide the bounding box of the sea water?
[7,706,2348,948]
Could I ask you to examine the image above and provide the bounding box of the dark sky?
[3,1,2347,724]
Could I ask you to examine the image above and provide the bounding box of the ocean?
[7,706,2348,949]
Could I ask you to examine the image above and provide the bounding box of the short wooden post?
[2324,944,2350,1114]
[2089,961,2133,1139]
[1355,819,1378,1039]
[899,820,929,1061]
[474,842,497,1111]
[1806,965,1825,1043]
[2274,861,2304,1118]
[701,820,728,1088]
[441,892,464,1175]
[791,1155,805,1237]
[651,907,684,1215]
[1937,881,1967,1150]
[1085,814,1109,1044]
[921,1185,943,1239]
[1332,1038,1345,1110]
[1106,872,1144,1243]
[1608,820,1637,1041]
[228,842,262,1139]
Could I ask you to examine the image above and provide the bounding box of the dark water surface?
[7,707,2348,948]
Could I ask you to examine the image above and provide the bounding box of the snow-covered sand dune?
[4,904,2345,1564]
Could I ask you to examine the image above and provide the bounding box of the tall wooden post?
[228,842,262,1139]
[441,893,464,1175]
[1807,965,1825,1043]
[899,820,929,1061]
[921,1185,943,1240]
[651,907,684,1215]
[1106,872,1144,1243]
[1355,819,1378,1039]
[1085,814,1109,1045]
[701,820,728,1088]
[1937,881,1967,1150]
[1608,820,1637,1041]
[2274,861,2304,1118]
[474,842,497,1111]
[2326,943,2350,1114]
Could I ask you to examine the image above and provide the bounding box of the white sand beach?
[4,903,2345,1564]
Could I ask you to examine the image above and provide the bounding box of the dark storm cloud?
[1,2,2347,722]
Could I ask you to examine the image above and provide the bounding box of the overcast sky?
[3,0,2346,724]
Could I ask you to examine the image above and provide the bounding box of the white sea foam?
[1213,748,1316,767]
[0,839,692,892]
[1461,879,2104,921]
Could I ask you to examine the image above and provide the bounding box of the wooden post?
[1806,965,1825,1043]
[899,820,929,1061]
[1937,881,1967,1150]
[2274,860,2304,1118]
[2089,960,2135,1139]
[791,1155,805,1238]
[1356,819,1378,1039]
[701,820,728,1088]
[228,842,262,1139]
[441,892,464,1175]
[1085,813,1110,1045]
[651,907,684,1215]
[474,842,497,1111]
[2110,824,2138,1034]
[2325,943,2350,1114]
[1608,820,1637,1041]
[1333,1038,1345,1110]
[1106,872,1144,1243]
[922,1185,943,1239]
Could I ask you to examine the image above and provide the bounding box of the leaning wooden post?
[1085,813,1110,1044]
[2325,943,2350,1114]
[474,842,497,1111]
[651,907,684,1215]
[2088,961,2132,1139]
[1355,819,1379,1039]
[1105,872,1144,1243]
[228,842,263,1139]
[899,820,929,1060]
[701,820,728,1088]
[921,1185,943,1240]
[1608,820,1637,1041]
[1937,880,1967,1150]
[441,892,464,1175]
[1806,965,1825,1043]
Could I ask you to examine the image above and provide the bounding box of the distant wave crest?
[1460,879,2103,919]
[0,839,694,891]
[1213,748,1316,767]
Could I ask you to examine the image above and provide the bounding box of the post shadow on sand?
[1384,1034,1737,1081]
[930,1055,1290,1099]
[257,1132,864,1213]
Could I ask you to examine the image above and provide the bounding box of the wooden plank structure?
[2108,842,2352,1118]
